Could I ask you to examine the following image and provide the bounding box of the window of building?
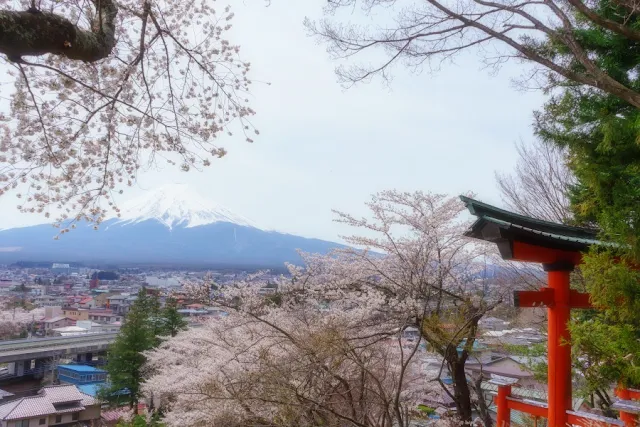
[15,420,29,427]
[72,413,79,421]
[55,415,62,423]
[39,418,46,425]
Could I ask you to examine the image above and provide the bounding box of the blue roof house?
[58,364,107,386]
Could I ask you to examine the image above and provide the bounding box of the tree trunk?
[0,0,117,62]
[450,360,473,424]
[471,373,493,427]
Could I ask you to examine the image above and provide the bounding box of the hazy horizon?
[0,0,545,242]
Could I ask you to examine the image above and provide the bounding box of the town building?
[41,317,75,333]
[51,264,71,275]
[478,316,511,331]
[58,365,107,387]
[0,385,100,427]
[34,296,66,308]
[61,309,88,321]
[77,298,95,309]
[87,310,121,324]
[52,326,90,337]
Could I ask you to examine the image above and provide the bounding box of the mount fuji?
[116,184,260,230]
[0,185,343,268]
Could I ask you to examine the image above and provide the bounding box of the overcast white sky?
[0,0,547,242]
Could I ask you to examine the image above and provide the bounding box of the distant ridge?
[0,185,342,267]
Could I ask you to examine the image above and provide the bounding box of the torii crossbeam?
[461,196,639,427]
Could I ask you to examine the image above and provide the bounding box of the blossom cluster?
[0,0,257,227]
[144,192,499,426]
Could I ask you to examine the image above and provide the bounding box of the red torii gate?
[461,196,640,427]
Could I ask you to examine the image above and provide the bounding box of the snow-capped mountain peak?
[116,184,259,229]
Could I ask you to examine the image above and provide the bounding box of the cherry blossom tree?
[152,191,504,425]
[143,288,442,427]
[0,306,44,339]
[0,0,258,226]
[282,191,503,423]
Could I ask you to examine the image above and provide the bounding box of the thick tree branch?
[565,0,640,41]
[0,0,117,61]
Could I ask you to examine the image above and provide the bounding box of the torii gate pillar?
[461,196,600,427]
[546,264,573,427]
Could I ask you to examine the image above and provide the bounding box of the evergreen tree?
[532,0,640,408]
[101,289,156,410]
[160,298,187,338]
[140,290,163,347]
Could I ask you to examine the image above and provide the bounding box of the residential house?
[482,327,546,348]
[77,298,95,309]
[61,309,88,321]
[41,317,75,333]
[87,310,121,325]
[105,296,128,315]
[100,408,131,427]
[465,355,545,390]
[177,309,209,318]
[44,307,62,318]
[478,316,510,331]
[91,293,115,308]
[0,384,100,427]
[34,296,66,308]
[75,321,120,334]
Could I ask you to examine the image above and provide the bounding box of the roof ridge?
[79,391,98,401]
[1,394,49,420]
[0,398,23,420]
[459,195,599,234]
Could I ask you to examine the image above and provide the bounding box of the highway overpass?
[0,333,117,364]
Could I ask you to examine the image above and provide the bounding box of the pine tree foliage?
[101,289,164,409]
[160,298,187,338]
[529,0,640,405]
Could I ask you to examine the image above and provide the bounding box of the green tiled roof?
[459,196,607,251]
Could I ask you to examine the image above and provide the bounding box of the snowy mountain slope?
[116,184,260,229]
[0,185,342,266]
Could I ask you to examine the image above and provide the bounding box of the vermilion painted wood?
[514,288,555,307]
[506,398,548,418]
[616,388,639,426]
[511,241,583,264]
[566,412,624,427]
[496,385,512,427]
[547,269,572,427]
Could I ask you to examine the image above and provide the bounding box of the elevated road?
[0,333,117,363]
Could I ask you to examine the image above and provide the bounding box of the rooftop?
[0,385,96,421]
[53,326,88,333]
[460,195,603,259]
[43,316,72,323]
[77,384,103,398]
[59,364,106,373]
